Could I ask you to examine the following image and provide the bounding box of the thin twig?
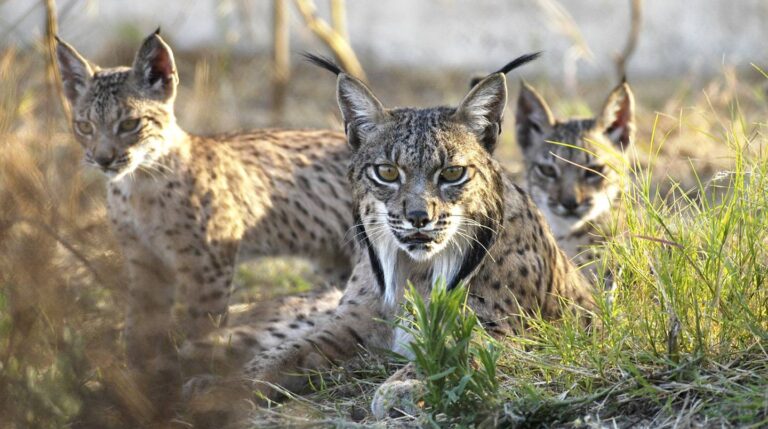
[271,0,290,125]
[14,216,107,286]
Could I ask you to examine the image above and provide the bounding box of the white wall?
[2,0,766,80]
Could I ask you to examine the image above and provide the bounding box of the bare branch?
[330,0,348,41]
[614,0,643,80]
[271,0,291,124]
[42,0,70,122]
[294,0,366,82]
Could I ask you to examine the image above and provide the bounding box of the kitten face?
[56,32,178,180]
[515,82,635,236]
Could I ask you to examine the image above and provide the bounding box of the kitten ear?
[454,73,507,153]
[132,29,178,101]
[55,37,94,105]
[598,82,635,150]
[336,74,386,150]
[515,82,554,152]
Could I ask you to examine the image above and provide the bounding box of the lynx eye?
[118,118,141,133]
[439,166,466,183]
[75,121,94,135]
[535,163,557,178]
[374,164,400,183]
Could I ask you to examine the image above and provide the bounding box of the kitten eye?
[75,121,94,135]
[374,164,400,182]
[439,166,466,183]
[535,164,557,178]
[584,165,605,181]
[118,118,140,133]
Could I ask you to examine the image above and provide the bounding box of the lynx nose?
[560,196,579,211]
[407,210,432,228]
[94,153,116,169]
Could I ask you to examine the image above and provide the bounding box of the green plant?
[398,280,501,422]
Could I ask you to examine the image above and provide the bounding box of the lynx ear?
[55,37,94,105]
[336,74,386,150]
[454,73,507,153]
[132,30,178,101]
[598,82,635,150]
[515,82,554,151]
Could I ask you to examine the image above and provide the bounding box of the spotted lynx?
[185,54,595,418]
[516,82,635,281]
[55,31,356,375]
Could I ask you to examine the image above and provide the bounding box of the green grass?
[483,105,768,427]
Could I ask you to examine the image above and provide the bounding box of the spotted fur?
[516,82,635,282]
[197,56,595,415]
[56,32,356,375]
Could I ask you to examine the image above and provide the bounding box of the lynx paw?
[371,377,426,420]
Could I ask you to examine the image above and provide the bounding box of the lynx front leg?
[123,244,177,373]
[173,239,239,340]
[244,272,393,399]
[120,241,187,422]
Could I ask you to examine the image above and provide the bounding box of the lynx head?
[298,52,540,305]
[56,30,179,181]
[515,82,635,237]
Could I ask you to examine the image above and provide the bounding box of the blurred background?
[0,1,765,428]
[3,0,766,77]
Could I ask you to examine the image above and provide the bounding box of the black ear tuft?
[302,53,344,76]
[494,52,542,75]
[469,51,543,88]
[470,51,543,89]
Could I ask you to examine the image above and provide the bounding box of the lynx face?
[56,32,179,181]
[515,83,635,237]
[336,71,507,302]
[355,111,498,261]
